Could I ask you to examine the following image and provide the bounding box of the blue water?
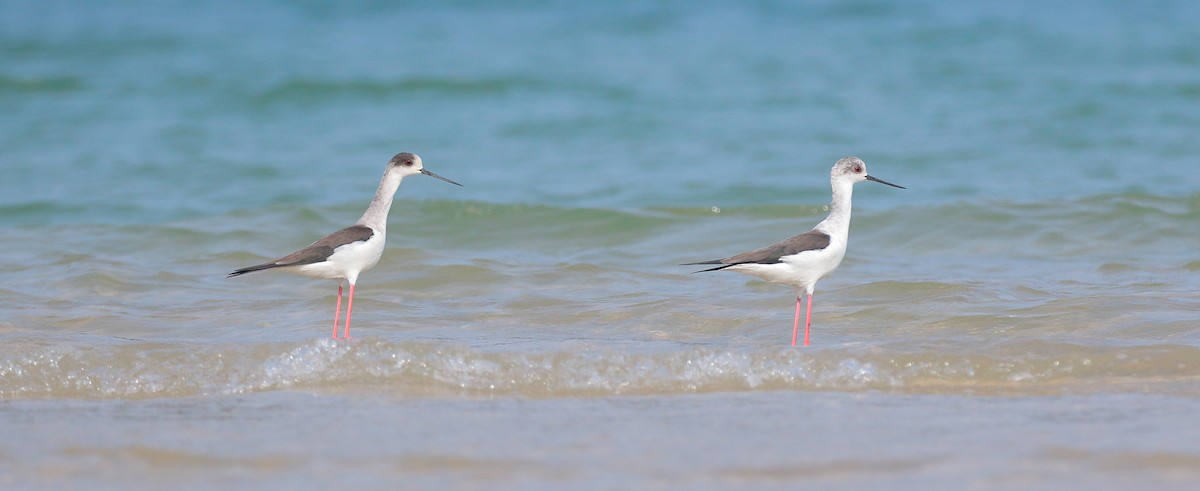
[6,1,1199,223]
[3,1,1200,489]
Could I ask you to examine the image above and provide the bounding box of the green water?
[2,1,1199,489]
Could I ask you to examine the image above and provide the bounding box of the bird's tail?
[680,260,734,273]
[226,262,281,278]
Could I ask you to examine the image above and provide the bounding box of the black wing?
[684,229,830,273]
[227,225,374,277]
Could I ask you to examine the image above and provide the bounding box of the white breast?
[293,232,386,283]
[727,241,847,293]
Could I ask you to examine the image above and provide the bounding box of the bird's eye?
[403,161,414,167]
[853,165,863,173]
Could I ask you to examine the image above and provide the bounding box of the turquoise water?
[3,1,1200,489]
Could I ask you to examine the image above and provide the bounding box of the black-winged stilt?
[228,152,461,339]
[685,156,903,346]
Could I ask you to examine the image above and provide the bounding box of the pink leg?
[342,283,355,339]
[803,293,814,347]
[332,284,343,339]
[791,297,802,346]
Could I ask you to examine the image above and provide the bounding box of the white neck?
[355,169,404,234]
[816,178,854,235]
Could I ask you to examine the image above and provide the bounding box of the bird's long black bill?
[422,168,463,186]
[866,175,905,189]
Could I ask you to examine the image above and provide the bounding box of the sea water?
[2,1,1199,489]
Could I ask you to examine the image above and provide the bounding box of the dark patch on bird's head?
[389,152,420,168]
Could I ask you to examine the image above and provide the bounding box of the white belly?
[725,244,846,293]
[293,234,385,283]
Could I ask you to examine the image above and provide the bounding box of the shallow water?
[3,1,1200,489]
[5,392,1199,490]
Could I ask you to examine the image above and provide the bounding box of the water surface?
[2,1,1199,489]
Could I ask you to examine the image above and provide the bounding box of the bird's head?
[832,156,904,189]
[388,152,462,186]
